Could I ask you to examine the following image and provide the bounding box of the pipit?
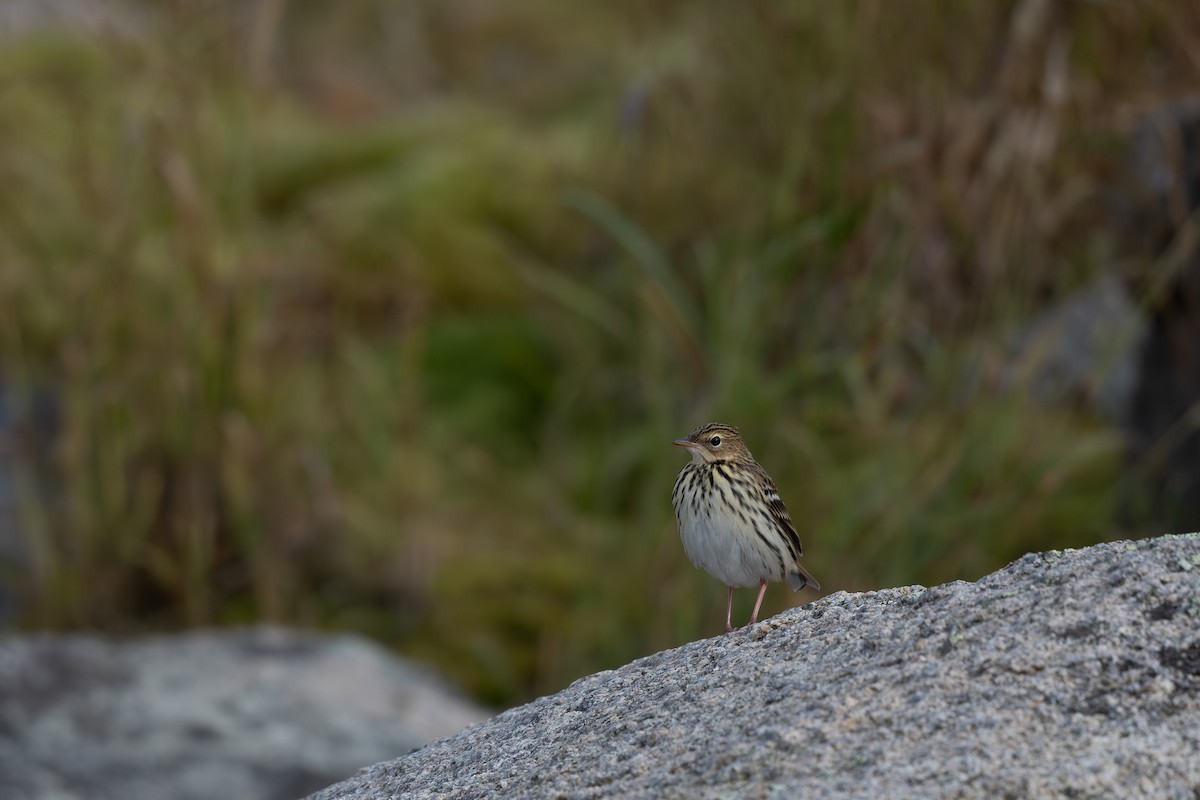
[671,422,820,633]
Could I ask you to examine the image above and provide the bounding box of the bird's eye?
[709,436,722,447]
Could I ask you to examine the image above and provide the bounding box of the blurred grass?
[0,0,1190,705]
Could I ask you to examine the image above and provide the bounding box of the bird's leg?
[748,579,768,625]
[724,586,734,633]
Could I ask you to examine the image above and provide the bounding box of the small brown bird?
[671,422,820,633]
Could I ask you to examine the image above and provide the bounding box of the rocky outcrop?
[311,534,1200,800]
[0,627,490,800]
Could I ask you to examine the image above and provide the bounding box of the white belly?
[674,495,785,588]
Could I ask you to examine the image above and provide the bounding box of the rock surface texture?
[311,534,1200,800]
[0,627,489,800]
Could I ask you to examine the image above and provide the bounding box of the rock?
[1004,273,1145,421]
[0,0,140,39]
[0,385,23,622]
[0,382,59,627]
[1119,101,1200,532]
[0,627,490,800]
[310,534,1200,800]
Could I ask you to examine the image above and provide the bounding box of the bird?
[671,422,820,633]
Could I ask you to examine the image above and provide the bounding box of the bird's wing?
[752,463,804,561]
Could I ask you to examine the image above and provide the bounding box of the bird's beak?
[672,439,699,450]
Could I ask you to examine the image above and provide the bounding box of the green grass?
[0,0,1185,705]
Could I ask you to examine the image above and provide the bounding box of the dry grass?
[0,0,1193,704]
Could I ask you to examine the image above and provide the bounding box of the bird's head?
[672,422,751,464]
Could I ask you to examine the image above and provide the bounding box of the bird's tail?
[786,563,821,592]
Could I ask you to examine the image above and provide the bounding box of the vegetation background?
[0,0,1195,706]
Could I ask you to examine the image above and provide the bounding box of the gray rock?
[310,534,1200,800]
[1120,101,1200,533]
[0,382,60,626]
[0,627,490,800]
[1004,273,1146,421]
[0,0,141,39]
